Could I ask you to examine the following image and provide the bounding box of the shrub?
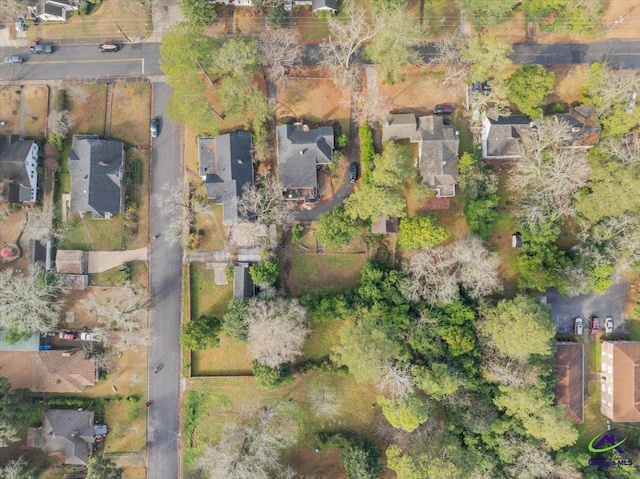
[251,360,291,389]
[56,90,66,110]
[398,216,448,250]
[223,299,249,342]
[48,133,64,152]
[129,159,143,185]
[291,224,304,243]
[180,315,222,352]
[359,125,375,185]
[249,259,280,286]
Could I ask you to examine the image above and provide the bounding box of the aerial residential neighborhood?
[1,0,640,478]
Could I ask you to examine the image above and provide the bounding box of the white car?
[574,317,583,335]
[81,332,100,341]
[284,0,292,12]
[605,317,614,334]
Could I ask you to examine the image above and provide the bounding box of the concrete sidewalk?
[88,247,148,273]
[146,0,184,42]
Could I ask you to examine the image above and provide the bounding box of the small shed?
[371,216,399,234]
[30,239,53,271]
[234,263,255,299]
[55,250,88,275]
[512,232,523,248]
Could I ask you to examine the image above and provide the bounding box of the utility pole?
[113,21,131,43]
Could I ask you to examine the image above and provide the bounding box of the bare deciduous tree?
[258,28,304,88]
[319,6,379,88]
[0,266,65,337]
[430,33,469,86]
[603,132,640,164]
[376,363,415,401]
[47,110,74,137]
[404,235,501,304]
[246,296,309,368]
[587,67,640,118]
[308,383,341,419]
[237,174,295,229]
[23,201,69,243]
[83,282,149,353]
[66,84,90,104]
[351,90,392,124]
[197,406,295,479]
[0,0,23,24]
[0,456,27,479]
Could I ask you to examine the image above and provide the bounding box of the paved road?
[147,82,182,479]
[511,41,640,68]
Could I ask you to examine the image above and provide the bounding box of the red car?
[58,332,77,340]
[589,316,599,334]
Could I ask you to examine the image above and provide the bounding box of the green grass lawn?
[62,212,124,251]
[190,263,233,318]
[191,334,253,376]
[285,254,366,297]
[300,321,344,362]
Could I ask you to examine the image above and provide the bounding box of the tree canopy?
[507,65,556,118]
[180,315,222,352]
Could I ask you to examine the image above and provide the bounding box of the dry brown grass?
[192,333,253,376]
[67,83,108,136]
[122,466,147,479]
[184,126,199,174]
[0,87,23,137]
[194,205,226,251]
[552,64,591,105]
[110,82,151,147]
[23,86,49,137]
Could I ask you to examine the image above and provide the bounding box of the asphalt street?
[147,82,182,479]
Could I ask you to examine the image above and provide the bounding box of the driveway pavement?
[87,248,148,273]
[546,273,630,335]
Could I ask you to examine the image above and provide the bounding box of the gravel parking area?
[545,273,630,335]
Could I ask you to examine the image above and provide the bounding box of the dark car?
[482,82,492,96]
[589,315,599,335]
[30,43,53,54]
[434,104,454,115]
[471,82,481,100]
[349,162,358,184]
[99,43,120,52]
[150,117,159,138]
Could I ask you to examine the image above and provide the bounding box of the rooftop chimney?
[98,161,108,167]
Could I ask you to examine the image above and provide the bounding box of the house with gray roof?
[312,0,338,12]
[382,114,459,198]
[481,114,533,160]
[198,131,253,225]
[276,123,334,201]
[68,135,124,219]
[234,262,255,299]
[31,0,79,22]
[27,409,107,465]
[0,135,38,203]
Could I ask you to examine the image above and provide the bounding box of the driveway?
[87,248,147,274]
[546,273,630,335]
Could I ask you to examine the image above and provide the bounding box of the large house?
[382,113,460,198]
[276,123,334,201]
[0,135,38,203]
[198,131,254,225]
[554,342,584,424]
[28,409,107,466]
[29,0,79,22]
[600,340,640,422]
[481,114,533,160]
[68,134,124,219]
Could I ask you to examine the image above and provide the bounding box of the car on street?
[574,317,583,335]
[4,56,23,65]
[349,162,358,184]
[150,117,160,138]
[80,332,100,341]
[99,43,120,52]
[58,331,77,340]
[589,315,599,334]
[284,0,292,12]
[30,43,53,54]
[434,104,454,115]
[605,317,614,334]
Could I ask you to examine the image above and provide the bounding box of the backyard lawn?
[62,212,125,251]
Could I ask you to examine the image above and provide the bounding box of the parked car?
[589,315,599,334]
[15,15,26,32]
[284,0,292,12]
[574,317,583,335]
[30,43,53,54]
[80,332,99,341]
[471,82,481,101]
[150,117,159,138]
[482,82,492,96]
[3,56,23,65]
[39,344,52,351]
[434,104,454,115]
[99,43,120,52]
[349,162,358,184]
[58,332,77,340]
[605,317,614,334]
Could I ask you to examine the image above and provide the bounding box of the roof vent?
[302,124,310,132]
[98,161,108,167]
[571,126,581,132]
[237,159,243,164]
[299,150,305,156]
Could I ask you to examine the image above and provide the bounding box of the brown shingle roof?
[610,341,640,422]
[554,342,584,423]
[55,250,87,275]
[0,351,96,393]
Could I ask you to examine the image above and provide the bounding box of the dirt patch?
[552,64,591,105]
[379,67,465,113]
[122,466,147,479]
[0,87,22,136]
[67,83,108,136]
[27,0,150,41]
[110,82,151,148]
[277,77,351,133]
[23,86,49,138]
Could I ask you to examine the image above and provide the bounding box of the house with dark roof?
[312,0,338,13]
[382,114,459,198]
[276,123,334,201]
[198,132,254,225]
[31,0,79,21]
[554,342,584,424]
[555,106,601,149]
[600,341,640,422]
[481,114,533,160]
[234,262,255,299]
[0,135,38,203]
[27,409,106,466]
[68,135,124,219]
